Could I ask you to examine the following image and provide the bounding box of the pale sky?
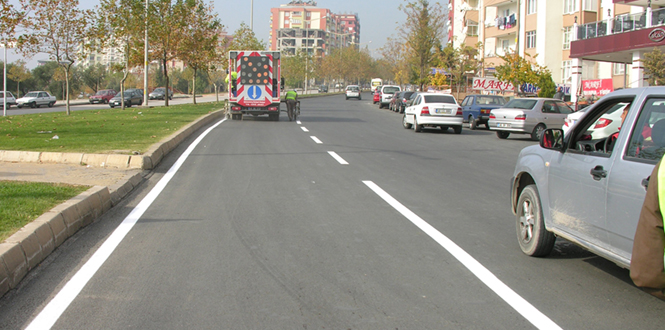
[8,0,418,68]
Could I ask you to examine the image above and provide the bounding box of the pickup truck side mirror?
[540,128,564,151]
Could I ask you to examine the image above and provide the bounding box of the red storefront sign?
[582,79,613,97]
[472,77,514,92]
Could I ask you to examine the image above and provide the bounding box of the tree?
[398,0,446,91]
[494,53,541,97]
[7,60,30,97]
[81,63,108,94]
[19,0,93,115]
[644,47,665,86]
[380,36,410,87]
[226,22,266,51]
[178,0,222,104]
[537,70,556,98]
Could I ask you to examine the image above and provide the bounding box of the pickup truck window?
[569,96,635,156]
[626,98,665,163]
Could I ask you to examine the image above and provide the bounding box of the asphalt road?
[1,92,664,329]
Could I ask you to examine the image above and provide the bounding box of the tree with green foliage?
[226,22,267,51]
[81,64,108,94]
[644,47,665,86]
[398,0,446,91]
[7,60,30,97]
[18,0,93,114]
[537,70,556,98]
[495,53,541,97]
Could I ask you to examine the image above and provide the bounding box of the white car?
[0,91,16,108]
[379,85,401,109]
[562,102,627,139]
[345,85,361,100]
[402,93,463,134]
[16,91,56,108]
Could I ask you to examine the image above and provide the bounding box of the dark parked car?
[461,94,507,129]
[149,87,173,100]
[394,91,415,113]
[110,89,144,108]
[318,85,328,93]
[89,89,116,104]
[388,91,400,111]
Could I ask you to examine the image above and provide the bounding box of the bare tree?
[18,0,93,115]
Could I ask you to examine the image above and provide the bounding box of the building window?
[527,0,537,15]
[562,60,572,82]
[563,0,577,15]
[467,0,479,9]
[614,63,627,75]
[526,31,536,48]
[582,0,597,12]
[563,26,572,50]
[466,20,478,36]
[285,12,289,17]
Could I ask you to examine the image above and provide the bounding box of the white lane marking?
[327,151,349,165]
[25,119,228,330]
[296,120,302,124]
[362,181,563,330]
[310,136,323,144]
[301,127,309,132]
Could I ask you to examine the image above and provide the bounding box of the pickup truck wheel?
[468,116,476,130]
[516,185,555,257]
[497,131,510,139]
[531,124,546,141]
[402,115,412,129]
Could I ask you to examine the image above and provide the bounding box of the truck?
[16,91,56,108]
[228,51,282,121]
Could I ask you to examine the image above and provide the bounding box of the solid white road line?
[301,127,309,132]
[25,119,228,330]
[310,136,323,144]
[362,180,563,330]
[327,151,349,165]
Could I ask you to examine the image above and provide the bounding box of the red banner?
[582,79,613,97]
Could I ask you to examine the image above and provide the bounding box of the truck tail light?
[421,106,430,116]
[593,118,612,129]
[231,106,241,111]
[268,106,278,111]
[515,114,526,120]
[456,107,463,116]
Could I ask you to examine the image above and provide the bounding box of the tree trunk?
[213,83,218,102]
[192,67,197,105]
[163,59,169,107]
[64,65,70,115]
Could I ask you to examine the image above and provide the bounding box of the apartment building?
[269,1,361,57]
[452,0,652,101]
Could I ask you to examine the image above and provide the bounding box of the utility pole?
[144,0,149,106]
[250,0,254,31]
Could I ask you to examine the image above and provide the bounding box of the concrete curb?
[0,109,225,298]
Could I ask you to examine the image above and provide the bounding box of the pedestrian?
[553,87,564,100]
[285,89,298,121]
[630,156,665,301]
[225,71,237,96]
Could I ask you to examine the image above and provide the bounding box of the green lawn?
[0,181,89,242]
[0,102,226,154]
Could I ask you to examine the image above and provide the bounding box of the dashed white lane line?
[301,127,309,132]
[296,120,302,124]
[25,119,228,330]
[362,180,563,330]
[327,151,349,165]
[310,136,323,144]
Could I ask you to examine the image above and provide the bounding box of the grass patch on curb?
[0,102,226,154]
[0,181,89,242]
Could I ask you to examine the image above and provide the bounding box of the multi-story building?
[270,1,361,56]
[452,0,655,102]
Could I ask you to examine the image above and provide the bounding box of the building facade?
[270,1,361,56]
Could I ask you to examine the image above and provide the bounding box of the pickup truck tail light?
[421,106,430,116]
[456,107,463,116]
[515,114,527,120]
[593,118,612,129]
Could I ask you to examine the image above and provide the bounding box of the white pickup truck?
[16,91,56,108]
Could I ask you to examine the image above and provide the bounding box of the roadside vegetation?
[0,102,225,153]
[0,181,88,242]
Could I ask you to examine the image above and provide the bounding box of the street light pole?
[143,0,149,106]
[3,43,6,117]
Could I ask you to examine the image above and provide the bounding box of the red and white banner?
[582,79,613,97]
[472,77,514,92]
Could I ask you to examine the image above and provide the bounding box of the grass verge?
[0,102,226,154]
[0,181,89,242]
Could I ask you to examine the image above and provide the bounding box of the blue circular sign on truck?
[248,86,262,100]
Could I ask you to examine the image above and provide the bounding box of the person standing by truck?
[285,89,298,121]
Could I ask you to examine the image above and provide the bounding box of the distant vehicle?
[0,91,16,108]
[16,91,56,108]
[510,87,665,270]
[227,50,282,121]
[378,85,401,109]
[403,92,463,134]
[562,103,627,139]
[149,87,173,100]
[371,78,383,92]
[89,89,117,104]
[388,91,400,111]
[318,85,328,93]
[345,85,361,100]
[373,88,381,104]
[460,94,506,130]
[489,98,573,140]
[109,89,144,108]
[394,91,415,113]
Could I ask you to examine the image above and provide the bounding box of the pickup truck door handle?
[590,166,607,181]
[642,176,650,190]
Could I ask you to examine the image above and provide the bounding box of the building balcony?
[484,0,513,7]
[571,8,665,63]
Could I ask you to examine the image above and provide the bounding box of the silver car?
[510,87,665,269]
[489,98,573,141]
